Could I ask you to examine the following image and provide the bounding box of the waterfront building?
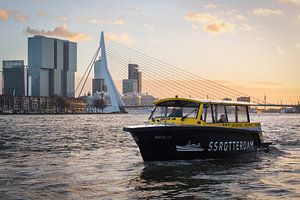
[122,93,157,106]
[237,96,251,102]
[28,35,77,97]
[0,95,86,113]
[92,78,107,94]
[122,79,138,94]
[2,60,27,96]
[223,97,232,101]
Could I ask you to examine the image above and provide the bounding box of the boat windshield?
[149,100,200,120]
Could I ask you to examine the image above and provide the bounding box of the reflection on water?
[0,114,299,199]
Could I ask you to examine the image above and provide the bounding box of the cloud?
[203,20,235,34]
[106,32,133,44]
[106,3,141,12]
[294,43,300,49]
[0,8,10,20]
[24,24,90,42]
[77,16,126,25]
[58,15,68,23]
[240,23,255,32]
[252,8,283,17]
[0,8,28,21]
[13,13,28,21]
[37,11,47,18]
[204,3,219,9]
[276,46,287,55]
[184,12,216,23]
[184,12,235,34]
[235,14,246,21]
[278,0,300,5]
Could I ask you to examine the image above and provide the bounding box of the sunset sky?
[0,0,299,103]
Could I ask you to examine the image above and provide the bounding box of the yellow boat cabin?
[148,97,260,129]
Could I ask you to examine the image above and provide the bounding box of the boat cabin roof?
[154,97,255,107]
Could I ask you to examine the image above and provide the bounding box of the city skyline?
[0,0,299,103]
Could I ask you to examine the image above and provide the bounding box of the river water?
[0,113,299,199]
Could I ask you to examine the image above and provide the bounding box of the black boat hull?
[123,125,266,161]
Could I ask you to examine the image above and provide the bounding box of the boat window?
[226,106,236,123]
[236,106,249,122]
[213,105,228,123]
[182,107,198,119]
[203,104,213,123]
[151,106,167,119]
[167,107,183,117]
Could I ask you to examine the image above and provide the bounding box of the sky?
[0,0,299,103]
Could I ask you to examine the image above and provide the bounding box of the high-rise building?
[2,60,27,96]
[93,54,107,94]
[123,63,142,94]
[28,35,77,97]
[128,64,139,80]
[92,78,107,94]
[122,79,138,94]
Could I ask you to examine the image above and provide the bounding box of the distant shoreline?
[0,112,128,115]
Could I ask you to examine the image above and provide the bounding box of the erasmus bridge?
[75,31,297,112]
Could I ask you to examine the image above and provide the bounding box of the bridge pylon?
[92,31,125,113]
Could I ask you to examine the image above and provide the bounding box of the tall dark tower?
[128,64,142,93]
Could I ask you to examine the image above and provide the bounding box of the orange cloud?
[77,16,126,25]
[24,24,90,42]
[0,8,28,21]
[184,12,235,34]
[279,0,300,5]
[37,11,47,18]
[252,8,283,17]
[0,8,10,20]
[14,13,27,21]
[106,32,133,44]
[203,20,235,34]
[184,12,216,23]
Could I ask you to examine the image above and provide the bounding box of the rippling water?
[0,113,299,199]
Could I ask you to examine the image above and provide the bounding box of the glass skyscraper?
[122,64,142,94]
[2,60,26,96]
[28,35,77,97]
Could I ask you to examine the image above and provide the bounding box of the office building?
[122,79,138,94]
[122,63,142,94]
[2,60,27,96]
[28,35,77,97]
[92,78,107,94]
[128,64,139,79]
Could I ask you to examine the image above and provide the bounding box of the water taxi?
[123,97,271,161]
